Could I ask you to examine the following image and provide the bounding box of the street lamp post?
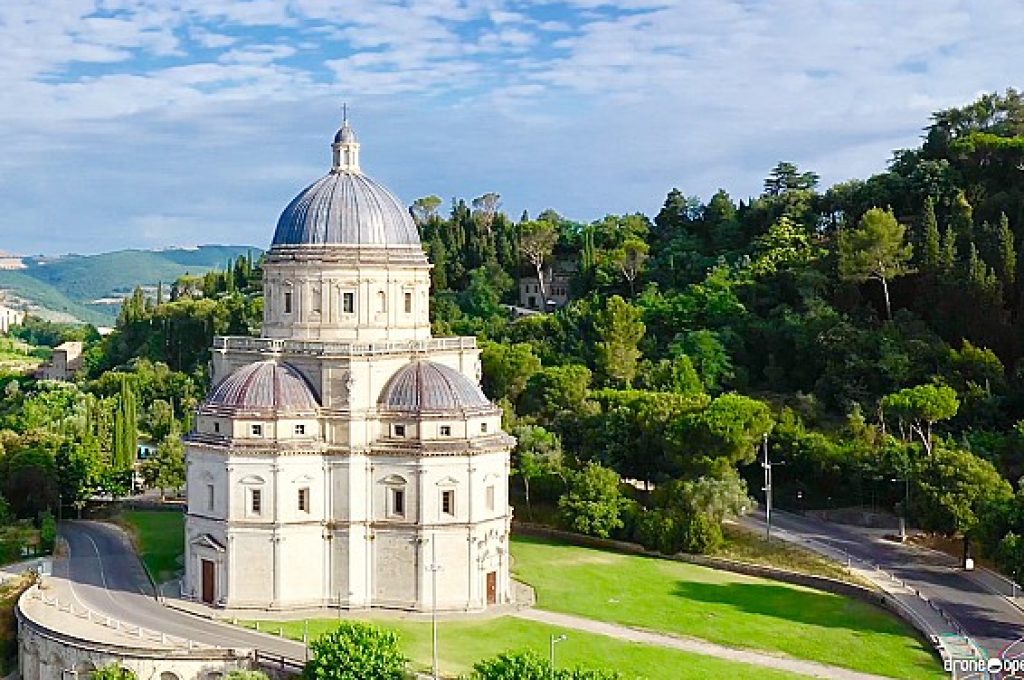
[891,474,911,541]
[549,634,567,673]
[761,434,774,542]
[426,535,443,680]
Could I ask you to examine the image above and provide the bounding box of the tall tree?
[838,208,915,321]
[410,195,442,226]
[997,212,1016,290]
[921,197,941,270]
[612,237,649,297]
[593,296,646,388]
[519,220,557,307]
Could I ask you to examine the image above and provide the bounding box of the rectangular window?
[298,487,309,513]
[207,484,215,512]
[342,292,355,314]
[213,421,220,434]
[251,424,263,437]
[486,485,495,512]
[284,291,293,314]
[294,424,305,436]
[440,425,451,437]
[441,489,455,516]
[393,423,406,437]
[392,488,406,517]
[481,422,488,433]
[404,292,412,314]
[251,489,262,515]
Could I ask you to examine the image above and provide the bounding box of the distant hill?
[0,245,261,325]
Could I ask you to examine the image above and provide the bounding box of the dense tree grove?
[417,90,1024,571]
[0,255,257,543]
[6,92,1024,578]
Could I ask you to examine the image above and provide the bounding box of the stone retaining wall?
[16,588,252,680]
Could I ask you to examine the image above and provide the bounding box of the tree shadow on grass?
[672,579,911,636]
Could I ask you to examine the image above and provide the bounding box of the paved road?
[747,509,1024,657]
[57,520,307,661]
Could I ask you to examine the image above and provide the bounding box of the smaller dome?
[204,361,319,414]
[334,121,357,144]
[380,360,492,413]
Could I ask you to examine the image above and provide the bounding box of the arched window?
[161,672,181,680]
[377,290,386,313]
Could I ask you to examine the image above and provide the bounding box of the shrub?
[558,463,627,538]
[467,650,620,679]
[91,664,137,680]
[303,622,406,680]
[39,510,56,552]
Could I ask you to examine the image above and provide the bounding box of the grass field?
[243,616,808,680]
[116,510,184,583]
[116,510,942,679]
[512,535,943,680]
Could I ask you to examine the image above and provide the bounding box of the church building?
[182,117,514,612]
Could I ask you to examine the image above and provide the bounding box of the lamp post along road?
[761,433,773,542]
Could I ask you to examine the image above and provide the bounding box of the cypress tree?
[940,226,958,275]
[922,197,941,269]
[998,212,1016,289]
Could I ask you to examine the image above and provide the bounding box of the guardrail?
[763,520,988,667]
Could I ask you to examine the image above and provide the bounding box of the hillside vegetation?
[0,245,259,324]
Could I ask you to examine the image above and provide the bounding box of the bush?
[304,622,406,680]
[467,650,621,679]
[632,508,722,555]
[558,463,627,538]
[91,665,137,680]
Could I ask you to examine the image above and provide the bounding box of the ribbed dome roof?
[271,120,420,248]
[272,172,420,247]
[379,360,492,413]
[204,361,319,414]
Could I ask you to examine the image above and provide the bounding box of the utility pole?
[761,433,773,542]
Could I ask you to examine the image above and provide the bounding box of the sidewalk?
[159,577,535,624]
[514,609,897,680]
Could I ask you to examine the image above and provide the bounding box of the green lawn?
[117,510,184,583]
[512,535,944,680]
[118,509,941,679]
[244,616,807,680]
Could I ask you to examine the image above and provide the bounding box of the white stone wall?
[262,257,432,342]
[18,616,250,680]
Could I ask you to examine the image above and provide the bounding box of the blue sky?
[1,1,1023,255]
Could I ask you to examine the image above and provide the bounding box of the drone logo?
[997,636,1024,679]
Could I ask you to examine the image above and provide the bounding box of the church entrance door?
[201,559,215,604]
[486,571,497,605]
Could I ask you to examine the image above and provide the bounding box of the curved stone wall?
[17,586,253,680]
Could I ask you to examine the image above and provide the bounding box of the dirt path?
[513,609,898,680]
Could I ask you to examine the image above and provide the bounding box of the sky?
[1,1,1023,255]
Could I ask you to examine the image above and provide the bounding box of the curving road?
[56,520,306,661]
[744,509,1024,657]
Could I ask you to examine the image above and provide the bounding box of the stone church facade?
[182,119,514,612]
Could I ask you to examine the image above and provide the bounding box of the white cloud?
[2,0,1024,254]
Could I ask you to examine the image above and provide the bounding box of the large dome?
[271,120,420,248]
[379,360,492,414]
[203,360,320,415]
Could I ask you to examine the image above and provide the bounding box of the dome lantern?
[332,107,360,173]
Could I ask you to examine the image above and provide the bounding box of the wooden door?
[201,559,215,604]
[486,571,497,605]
